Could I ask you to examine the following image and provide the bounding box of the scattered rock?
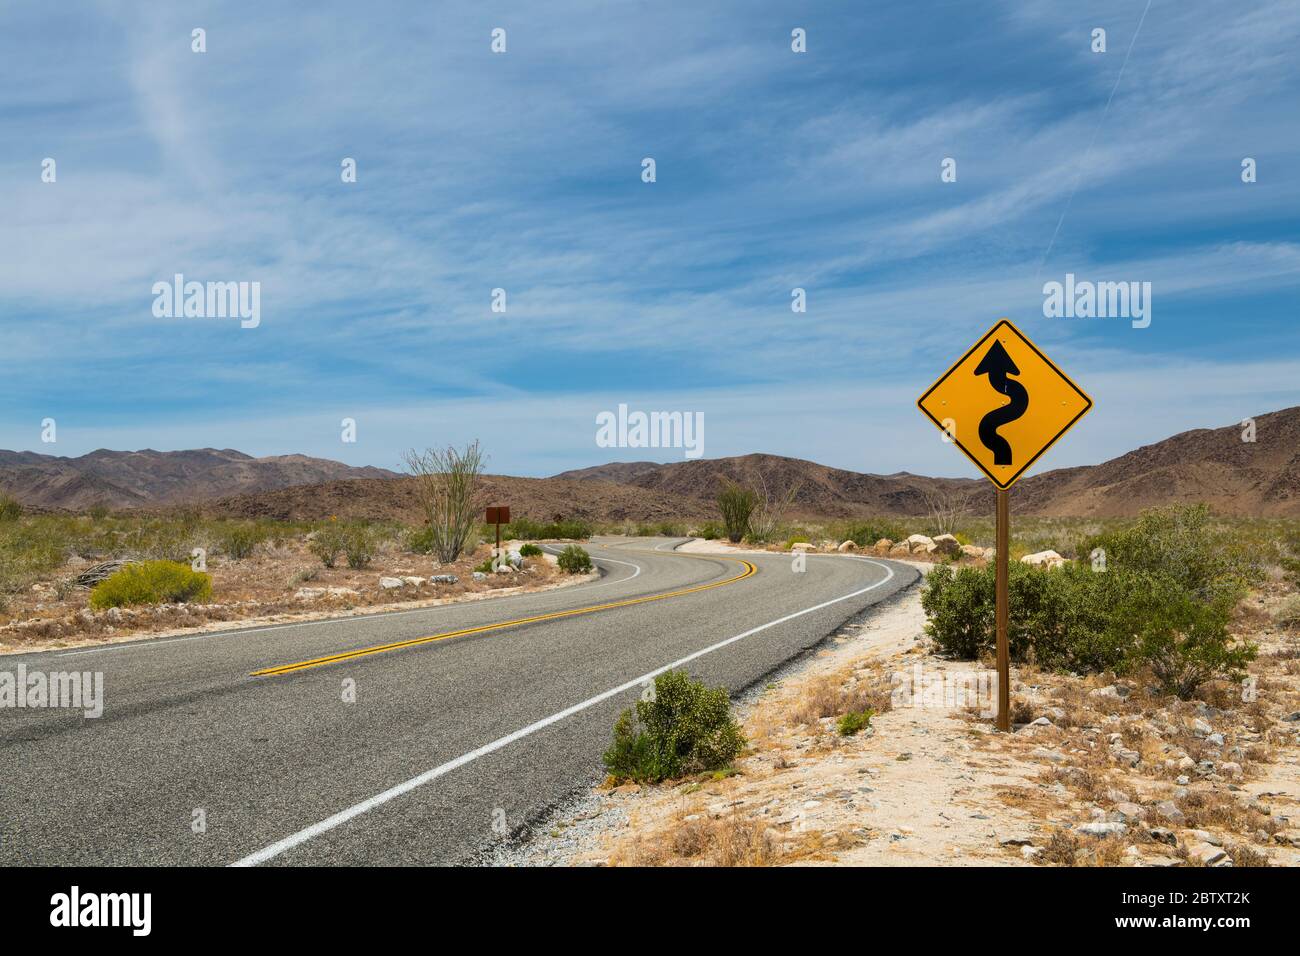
[430,574,458,585]
[402,576,426,587]
[931,534,961,558]
[905,534,935,554]
[1187,842,1227,866]
[1020,550,1067,569]
[1149,827,1177,846]
[837,540,857,552]
[1077,821,1127,837]
[1113,802,1148,823]
[873,538,894,551]
[1155,801,1186,825]
[379,576,405,589]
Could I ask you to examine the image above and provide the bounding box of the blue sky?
[1,0,1297,478]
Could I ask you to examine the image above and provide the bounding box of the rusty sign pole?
[995,488,1010,732]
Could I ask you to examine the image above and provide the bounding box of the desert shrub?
[1280,528,1300,589]
[518,542,543,557]
[405,525,439,554]
[90,560,212,609]
[216,523,263,561]
[309,523,347,568]
[343,526,378,569]
[0,493,22,522]
[1277,595,1300,630]
[504,516,592,540]
[603,670,745,783]
[837,708,874,736]
[922,507,1258,696]
[716,480,757,544]
[695,522,723,540]
[1121,572,1255,699]
[1082,504,1255,603]
[557,545,593,574]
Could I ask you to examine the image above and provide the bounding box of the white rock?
[837,540,857,552]
[379,576,405,589]
[931,534,962,557]
[402,576,426,586]
[1021,550,1067,569]
[1078,821,1127,837]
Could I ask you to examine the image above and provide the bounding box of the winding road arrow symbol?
[973,339,1028,466]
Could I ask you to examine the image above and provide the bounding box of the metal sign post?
[995,488,1010,732]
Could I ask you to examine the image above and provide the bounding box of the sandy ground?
[499,560,1300,867]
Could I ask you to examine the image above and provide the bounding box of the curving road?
[0,538,917,866]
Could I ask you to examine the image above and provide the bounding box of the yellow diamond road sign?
[917,319,1093,490]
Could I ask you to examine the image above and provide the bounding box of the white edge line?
[48,549,643,660]
[230,556,901,867]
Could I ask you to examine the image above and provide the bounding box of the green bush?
[603,670,745,783]
[1121,572,1256,699]
[519,542,543,557]
[90,560,212,609]
[1275,595,1300,631]
[0,493,22,522]
[557,545,593,574]
[837,709,874,736]
[504,516,592,540]
[217,524,263,561]
[405,525,439,555]
[1081,504,1256,603]
[695,522,724,540]
[344,526,378,569]
[716,480,757,543]
[309,523,347,568]
[921,505,1258,698]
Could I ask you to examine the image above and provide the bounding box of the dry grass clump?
[610,807,780,867]
[790,669,893,728]
[1177,790,1277,838]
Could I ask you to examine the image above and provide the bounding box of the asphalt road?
[0,538,917,866]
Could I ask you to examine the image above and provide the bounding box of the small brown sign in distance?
[485,506,510,524]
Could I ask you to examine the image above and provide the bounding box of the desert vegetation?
[922,506,1259,699]
[0,506,598,649]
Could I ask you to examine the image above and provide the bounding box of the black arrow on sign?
[974,339,1029,466]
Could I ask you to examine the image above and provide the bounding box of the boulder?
[1113,802,1148,823]
[379,577,405,589]
[931,534,962,557]
[960,544,985,560]
[402,576,426,587]
[1021,550,1067,569]
[837,540,857,552]
[430,574,459,585]
[472,571,487,582]
[905,534,935,554]
[1154,801,1185,825]
[888,542,910,556]
[874,538,894,552]
[790,542,815,552]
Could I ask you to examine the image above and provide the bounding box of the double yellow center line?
[250,554,758,677]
